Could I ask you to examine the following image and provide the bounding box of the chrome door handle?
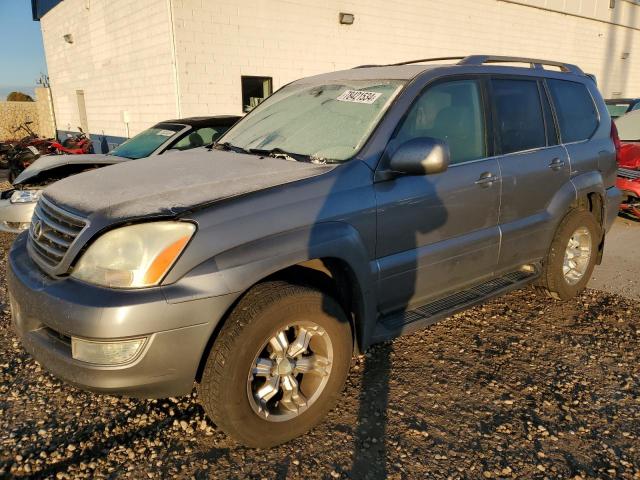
[475,172,496,187]
[549,158,566,171]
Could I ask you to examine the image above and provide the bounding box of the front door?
[374,78,501,316]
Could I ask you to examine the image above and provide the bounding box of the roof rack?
[391,56,467,66]
[353,55,584,75]
[458,55,583,74]
[353,57,466,68]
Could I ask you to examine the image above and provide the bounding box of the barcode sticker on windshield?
[336,90,382,104]
[156,130,175,137]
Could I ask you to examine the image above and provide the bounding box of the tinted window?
[491,79,546,154]
[394,80,486,164]
[548,79,598,143]
[170,126,231,150]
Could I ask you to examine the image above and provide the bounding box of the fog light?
[71,337,146,365]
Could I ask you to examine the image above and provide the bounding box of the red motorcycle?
[47,128,94,155]
[6,125,94,182]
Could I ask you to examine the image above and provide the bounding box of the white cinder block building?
[33,0,640,148]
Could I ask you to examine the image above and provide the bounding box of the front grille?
[28,196,87,267]
[618,167,640,180]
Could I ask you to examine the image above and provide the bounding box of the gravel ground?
[1,230,640,479]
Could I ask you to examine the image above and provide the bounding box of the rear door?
[374,78,501,315]
[546,79,602,184]
[491,77,571,272]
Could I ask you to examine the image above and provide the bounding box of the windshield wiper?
[213,142,250,154]
[248,148,315,163]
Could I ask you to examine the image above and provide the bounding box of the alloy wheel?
[247,322,333,422]
[562,226,592,285]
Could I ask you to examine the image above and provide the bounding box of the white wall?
[171,0,640,117]
[40,0,179,139]
[41,0,640,137]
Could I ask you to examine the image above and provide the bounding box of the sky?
[0,0,48,98]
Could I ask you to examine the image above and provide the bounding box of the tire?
[198,280,352,448]
[537,208,601,300]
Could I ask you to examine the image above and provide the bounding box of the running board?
[372,269,538,343]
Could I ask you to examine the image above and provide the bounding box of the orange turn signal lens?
[143,235,191,285]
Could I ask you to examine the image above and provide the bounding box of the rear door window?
[394,79,486,164]
[547,79,598,143]
[491,78,546,154]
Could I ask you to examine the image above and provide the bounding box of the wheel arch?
[193,222,377,382]
[570,171,607,262]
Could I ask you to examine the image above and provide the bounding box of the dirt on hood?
[43,149,334,219]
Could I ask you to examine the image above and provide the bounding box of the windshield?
[110,123,184,159]
[607,102,631,119]
[615,110,640,141]
[219,80,405,162]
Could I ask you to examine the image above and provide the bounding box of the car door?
[374,78,501,316]
[490,77,571,272]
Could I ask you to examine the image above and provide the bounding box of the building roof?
[31,0,62,21]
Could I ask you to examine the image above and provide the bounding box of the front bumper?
[8,233,239,398]
[0,198,36,233]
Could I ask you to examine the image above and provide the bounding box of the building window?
[241,76,272,113]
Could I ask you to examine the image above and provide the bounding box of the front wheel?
[198,281,353,448]
[537,209,601,300]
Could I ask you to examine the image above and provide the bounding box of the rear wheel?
[198,281,352,448]
[537,209,600,300]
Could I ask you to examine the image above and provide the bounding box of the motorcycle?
[49,128,94,155]
[6,126,94,182]
[0,121,51,169]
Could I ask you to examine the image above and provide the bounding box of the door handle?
[475,172,496,187]
[549,158,566,171]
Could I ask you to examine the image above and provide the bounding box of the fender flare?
[210,221,378,350]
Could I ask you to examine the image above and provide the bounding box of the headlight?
[10,189,42,204]
[71,221,196,288]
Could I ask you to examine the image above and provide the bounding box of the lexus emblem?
[32,220,43,240]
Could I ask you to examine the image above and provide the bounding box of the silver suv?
[8,55,621,448]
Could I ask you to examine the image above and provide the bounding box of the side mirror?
[389,137,450,175]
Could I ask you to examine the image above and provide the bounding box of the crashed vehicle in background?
[615,110,640,219]
[0,116,240,233]
[606,98,640,119]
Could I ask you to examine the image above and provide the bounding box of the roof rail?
[353,57,467,69]
[457,55,584,74]
[391,56,467,66]
[353,55,584,75]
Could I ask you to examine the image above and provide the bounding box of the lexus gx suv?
[9,55,621,448]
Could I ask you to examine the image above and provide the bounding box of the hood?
[618,141,640,170]
[44,149,334,220]
[14,152,118,185]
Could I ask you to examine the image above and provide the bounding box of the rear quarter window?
[547,80,598,143]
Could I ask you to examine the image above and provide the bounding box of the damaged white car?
[0,116,239,233]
